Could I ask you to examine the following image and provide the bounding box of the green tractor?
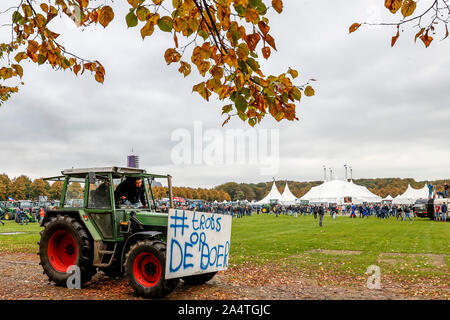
[4,207,16,221]
[38,167,216,298]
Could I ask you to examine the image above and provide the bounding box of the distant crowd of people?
[168,200,448,228]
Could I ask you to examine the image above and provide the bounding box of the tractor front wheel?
[125,239,178,298]
[38,214,96,286]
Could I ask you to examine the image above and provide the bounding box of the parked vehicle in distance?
[413,199,428,217]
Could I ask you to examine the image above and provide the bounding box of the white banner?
[165,209,232,279]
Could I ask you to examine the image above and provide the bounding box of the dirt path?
[0,252,446,300]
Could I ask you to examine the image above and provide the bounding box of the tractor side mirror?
[88,172,96,184]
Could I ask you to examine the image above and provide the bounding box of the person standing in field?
[350,204,356,218]
[441,202,447,222]
[435,204,441,221]
[318,204,325,227]
[396,205,403,220]
[444,183,448,198]
[403,205,413,222]
[428,183,433,198]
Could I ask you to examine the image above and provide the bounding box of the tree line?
[1,173,447,202]
[0,174,231,202]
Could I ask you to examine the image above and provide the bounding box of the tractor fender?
[41,210,77,226]
[120,231,163,272]
[40,210,102,241]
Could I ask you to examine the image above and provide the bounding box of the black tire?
[125,239,178,298]
[38,214,97,287]
[182,272,217,285]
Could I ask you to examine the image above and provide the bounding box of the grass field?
[230,214,449,280]
[0,214,448,281]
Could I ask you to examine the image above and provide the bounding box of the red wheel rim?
[48,230,78,273]
[133,252,161,287]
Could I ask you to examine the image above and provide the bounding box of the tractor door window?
[113,177,149,209]
[63,178,85,208]
[88,176,112,209]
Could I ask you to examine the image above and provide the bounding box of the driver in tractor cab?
[114,177,147,208]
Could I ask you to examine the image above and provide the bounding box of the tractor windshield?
[63,178,85,208]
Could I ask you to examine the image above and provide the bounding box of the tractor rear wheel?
[38,214,96,286]
[125,239,178,298]
[182,272,217,285]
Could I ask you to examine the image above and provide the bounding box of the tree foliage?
[0,1,447,125]
[1,0,315,126]
[350,0,449,48]
[152,185,231,201]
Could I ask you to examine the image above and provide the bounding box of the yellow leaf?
[40,3,49,13]
[140,20,155,39]
[288,68,298,79]
[385,0,403,14]
[99,6,114,28]
[210,66,224,81]
[95,70,104,83]
[178,61,191,77]
[245,8,259,24]
[305,85,315,97]
[272,0,283,14]
[401,0,416,18]
[12,64,23,78]
[164,48,181,65]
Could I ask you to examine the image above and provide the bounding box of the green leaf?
[126,10,138,28]
[246,58,259,72]
[12,11,23,24]
[37,54,47,65]
[157,16,173,32]
[238,111,249,122]
[198,30,209,40]
[235,95,247,113]
[136,6,150,21]
[291,87,302,101]
[238,60,249,75]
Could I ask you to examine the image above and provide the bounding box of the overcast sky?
[0,0,449,188]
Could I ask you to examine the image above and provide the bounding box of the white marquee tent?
[300,180,382,204]
[256,181,283,204]
[279,182,298,205]
[393,184,428,204]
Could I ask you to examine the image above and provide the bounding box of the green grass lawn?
[1,214,448,280]
[0,220,41,253]
[229,214,450,279]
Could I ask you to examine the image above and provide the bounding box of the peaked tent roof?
[257,181,282,204]
[395,183,428,203]
[300,180,382,204]
[279,182,298,204]
[383,194,394,201]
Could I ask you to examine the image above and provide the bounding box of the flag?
[8,197,14,202]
